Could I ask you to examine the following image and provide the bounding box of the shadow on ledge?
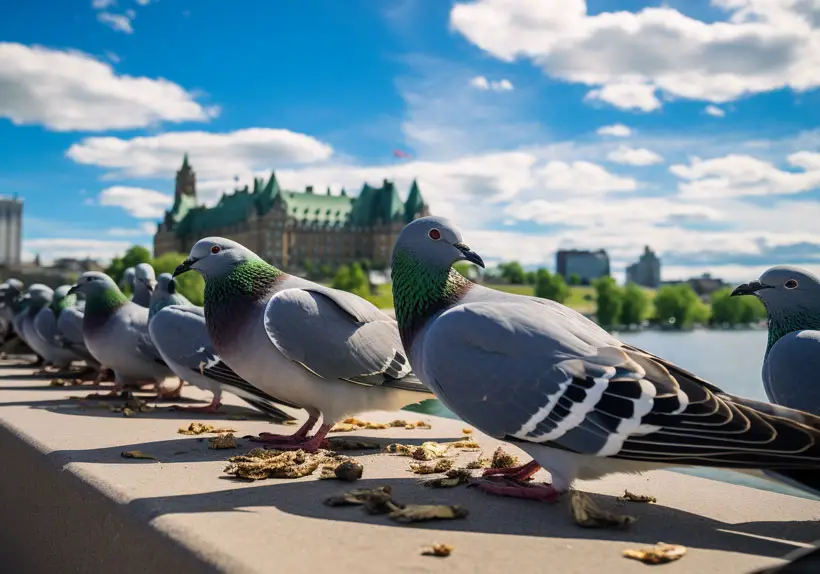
[123,476,820,560]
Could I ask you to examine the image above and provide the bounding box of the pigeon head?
[53,285,72,302]
[120,267,136,290]
[392,216,484,270]
[25,284,54,308]
[732,266,820,310]
[135,263,157,291]
[174,236,259,279]
[68,272,120,297]
[156,273,178,295]
[51,285,75,312]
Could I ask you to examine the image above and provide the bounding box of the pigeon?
[173,236,433,451]
[731,266,820,416]
[32,285,83,370]
[149,303,295,420]
[68,272,173,397]
[120,267,136,293]
[148,273,191,321]
[19,284,56,367]
[132,263,156,308]
[390,216,820,501]
[0,278,23,337]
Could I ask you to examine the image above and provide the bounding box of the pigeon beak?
[173,258,197,278]
[145,279,158,292]
[731,280,772,297]
[454,242,485,268]
[67,285,79,296]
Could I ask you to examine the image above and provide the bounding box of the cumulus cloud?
[597,124,632,137]
[469,75,514,91]
[607,145,664,166]
[705,105,726,117]
[98,186,172,218]
[22,238,137,265]
[97,12,133,34]
[450,0,820,111]
[671,152,820,198]
[66,128,335,180]
[0,43,217,131]
[106,222,157,236]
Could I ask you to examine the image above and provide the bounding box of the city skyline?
[2,1,820,283]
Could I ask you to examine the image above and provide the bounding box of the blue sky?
[2,0,820,281]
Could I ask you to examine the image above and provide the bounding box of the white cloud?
[135,0,151,5]
[469,75,514,91]
[0,43,217,131]
[671,152,820,198]
[67,128,335,180]
[98,186,172,218]
[22,239,136,265]
[597,124,632,137]
[536,160,638,193]
[97,12,134,34]
[584,82,661,112]
[450,0,820,111]
[104,50,121,63]
[607,145,664,166]
[705,105,726,117]
[92,0,116,8]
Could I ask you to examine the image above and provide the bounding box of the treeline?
[106,246,205,305]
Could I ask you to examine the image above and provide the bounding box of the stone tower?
[175,153,197,201]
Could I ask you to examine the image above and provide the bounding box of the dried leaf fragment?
[224,448,338,480]
[449,437,481,450]
[209,433,238,449]
[571,491,636,529]
[49,378,72,387]
[324,486,400,514]
[465,454,491,469]
[385,441,451,460]
[424,468,472,488]
[410,459,454,475]
[389,504,469,523]
[422,544,453,557]
[617,490,657,504]
[178,422,237,435]
[490,446,519,469]
[623,543,687,565]
[121,450,157,460]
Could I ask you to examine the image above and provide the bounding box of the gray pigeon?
[390,216,820,501]
[20,284,56,366]
[68,272,173,397]
[149,303,294,420]
[173,236,433,451]
[731,266,820,415]
[132,263,156,308]
[148,273,191,321]
[120,267,136,293]
[33,285,82,370]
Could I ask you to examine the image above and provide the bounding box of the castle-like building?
[153,155,430,269]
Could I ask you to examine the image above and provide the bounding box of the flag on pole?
[393,149,412,159]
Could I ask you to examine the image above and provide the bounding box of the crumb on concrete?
[120,450,157,460]
[320,459,364,481]
[225,448,342,481]
[490,446,518,469]
[465,454,491,469]
[178,422,237,435]
[208,433,238,449]
[422,544,454,557]
[385,441,452,460]
[623,543,687,564]
[324,485,469,524]
[424,468,472,488]
[330,417,431,433]
[409,459,454,475]
[617,490,657,504]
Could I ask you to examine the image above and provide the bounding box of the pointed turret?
[404,179,426,222]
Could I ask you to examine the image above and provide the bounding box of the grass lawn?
[364,283,653,316]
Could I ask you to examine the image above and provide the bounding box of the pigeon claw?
[471,479,561,503]
[482,460,542,481]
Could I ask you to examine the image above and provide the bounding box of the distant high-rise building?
[556,249,610,284]
[0,195,23,266]
[626,245,661,288]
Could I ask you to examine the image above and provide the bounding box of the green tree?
[498,261,526,284]
[710,287,766,326]
[568,273,582,286]
[151,252,205,305]
[318,264,333,280]
[453,262,474,279]
[303,259,317,279]
[621,283,649,326]
[653,284,708,329]
[332,265,351,290]
[525,271,536,285]
[105,245,153,287]
[535,268,570,304]
[594,276,623,328]
[347,262,370,297]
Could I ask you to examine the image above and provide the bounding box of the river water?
[405,328,818,499]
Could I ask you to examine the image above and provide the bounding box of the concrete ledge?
[1,359,819,573]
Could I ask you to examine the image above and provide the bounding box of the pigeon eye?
[428,228,441,241]
[210,245,222,254]
[784,279,798,289]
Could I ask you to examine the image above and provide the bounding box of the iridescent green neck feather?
[204,259,283,347]
[766,307,820,355]
[391,248,472,350]
[84,288,128,328]
[51,294,76,318]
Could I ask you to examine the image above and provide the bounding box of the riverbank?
[0,359,817,573]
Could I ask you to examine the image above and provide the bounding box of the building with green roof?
[154,156,429,269]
